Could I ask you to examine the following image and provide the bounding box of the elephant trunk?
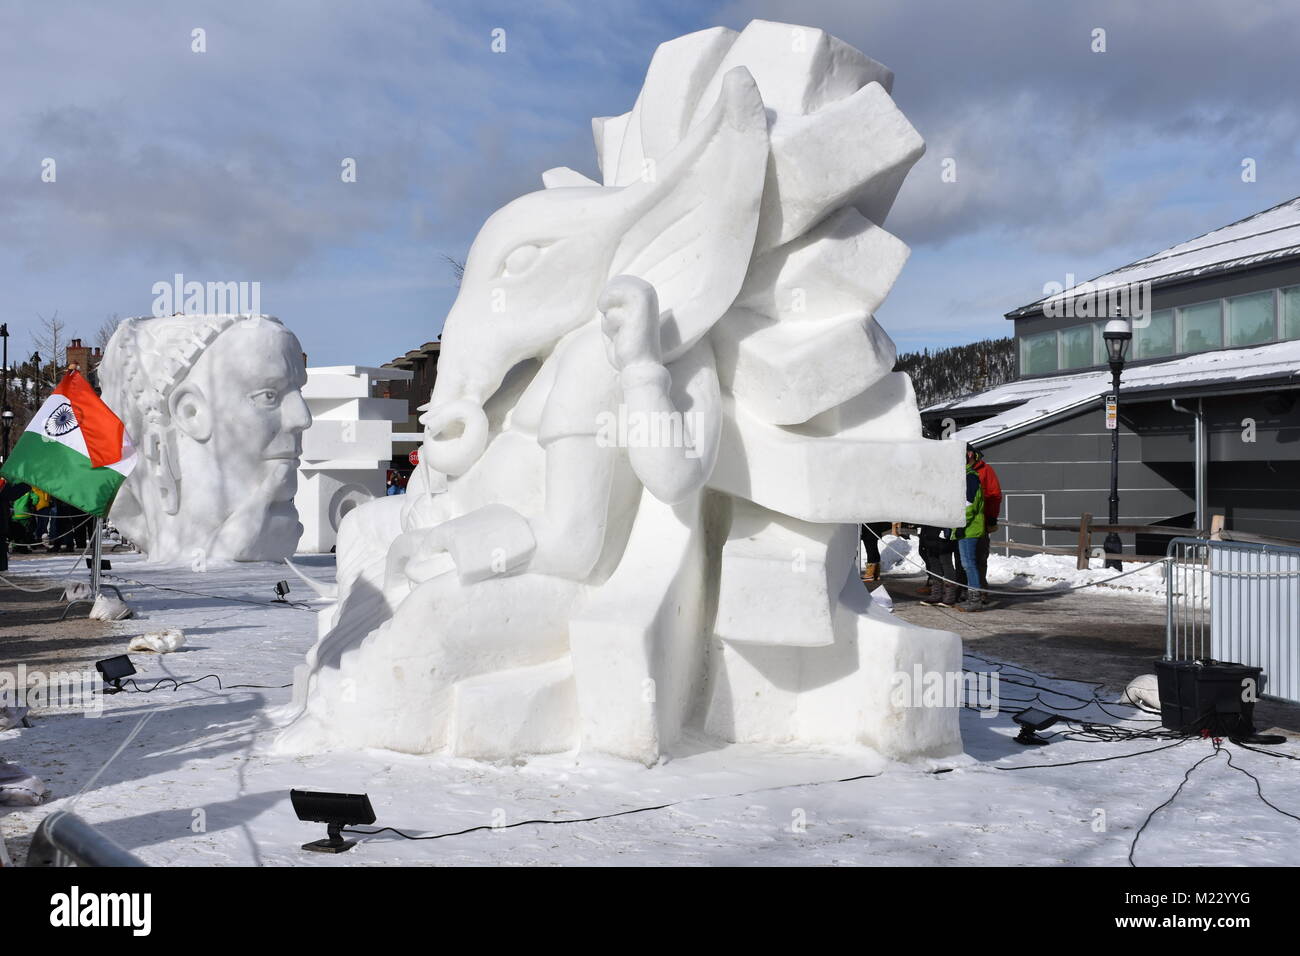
[421,396,489,477]
[419,331,507,477]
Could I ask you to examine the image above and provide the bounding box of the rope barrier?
[0,539,96,594]
[862,524,1168,597]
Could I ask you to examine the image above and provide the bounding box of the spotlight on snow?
[273,580,291,603]
[290,789,375,854]
[95,655,136,695]
[1012,707,1060,746]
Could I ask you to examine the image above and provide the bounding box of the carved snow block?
[709,399,967,525]
[636,27,739,162]
[687,19,893,128]
[449,657,578,760]
[570,491,707,765]
[736,207,910,323]
[793,372,923,441]
[712,308,896,425]
[296,469,385,554]
[705,572,963,760]
[758,82,924,251]
[715,499,856,648]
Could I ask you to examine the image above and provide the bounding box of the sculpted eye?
[501,243,542,278]
[250,389,279,408]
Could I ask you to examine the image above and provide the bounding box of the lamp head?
[1103,317,1132,366]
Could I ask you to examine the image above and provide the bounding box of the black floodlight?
[86,558,111,571]
[273,580,291,602]
[1012,707,1060,745]
[290,789,375,854]
[95,655,136,694]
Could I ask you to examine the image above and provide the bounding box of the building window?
[1135,309,1175,359]
[1178,300,1223,353]
[1021,329,1058,375]
[1226,291,1275,347]
[1283,286,1300,341]
[1061,324,1094,369]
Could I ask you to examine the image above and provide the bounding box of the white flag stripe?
[24,390,137,475]
[25,393,91,458]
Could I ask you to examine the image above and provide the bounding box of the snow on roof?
[1009,196,1300,318]
[927,338,1300,446]
[307,365,414,380]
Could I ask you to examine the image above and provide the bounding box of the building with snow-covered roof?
[923,196,1300,553]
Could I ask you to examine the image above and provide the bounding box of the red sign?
[408,448,420,466]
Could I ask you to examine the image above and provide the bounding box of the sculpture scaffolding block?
[295,365,412,554]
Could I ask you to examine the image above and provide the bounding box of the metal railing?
[1165,536,1300,703]
[25,810,146,867]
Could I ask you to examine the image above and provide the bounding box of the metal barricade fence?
[26,810,146,867]
[1166,536,1300,703]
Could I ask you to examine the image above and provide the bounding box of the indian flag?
[0,370,137,517]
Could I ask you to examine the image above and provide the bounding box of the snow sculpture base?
[280,20,968,769]
[706,579,963,759]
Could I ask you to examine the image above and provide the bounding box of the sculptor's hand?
[599,275,662,372]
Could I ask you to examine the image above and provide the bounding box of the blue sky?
[3,0,1299,366]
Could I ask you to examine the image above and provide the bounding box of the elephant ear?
[609,67,769,363]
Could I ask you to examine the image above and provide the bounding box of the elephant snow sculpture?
[278,20,968,765]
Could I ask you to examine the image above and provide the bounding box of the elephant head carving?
[422,68,769,476]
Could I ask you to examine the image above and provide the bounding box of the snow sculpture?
[279,20,967,764]
[99,314,311,564]
[294,365,413,554]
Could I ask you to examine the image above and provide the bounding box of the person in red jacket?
[968,445,1002,605]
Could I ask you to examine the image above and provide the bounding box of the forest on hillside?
[894,337,1017,409]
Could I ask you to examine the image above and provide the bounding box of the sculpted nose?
[282,390,312,434]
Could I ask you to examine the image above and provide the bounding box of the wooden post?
[1209,514,1224,541]
[1076,513,1092,570]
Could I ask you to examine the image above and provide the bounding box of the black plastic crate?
[1153,658,1265,736]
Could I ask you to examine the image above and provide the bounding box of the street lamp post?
[1102,314,1133,571]
[0,323,9,572]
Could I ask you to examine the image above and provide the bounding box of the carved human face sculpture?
[169,321,311,561]
[101,315,311,564]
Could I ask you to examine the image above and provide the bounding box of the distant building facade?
[381,338,440,476]
[924,196,1300,552]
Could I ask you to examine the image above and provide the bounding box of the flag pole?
[91,516,102,600]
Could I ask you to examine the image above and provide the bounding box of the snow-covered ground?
[877,535,1169,599]
[4,551,1297,866]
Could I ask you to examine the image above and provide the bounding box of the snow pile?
[881,535,1168,598]
[128,628,186,653]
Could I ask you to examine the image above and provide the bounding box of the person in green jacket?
[952,462,985,612]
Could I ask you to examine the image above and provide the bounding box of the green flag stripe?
[0,430,126,517]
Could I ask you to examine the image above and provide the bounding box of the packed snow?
[877,534,1169,599]
[5,549,1297,866]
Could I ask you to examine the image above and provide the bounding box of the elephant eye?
[500,243,542,278]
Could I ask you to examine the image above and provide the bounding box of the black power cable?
[104,572,316,611]
[120,674,292,693]
[1128,741,1223,866]
[1223,745,1300,826]
[344,772,886,844]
